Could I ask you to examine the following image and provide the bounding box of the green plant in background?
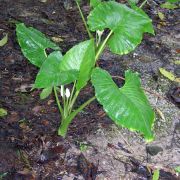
[0,108,7,117]
[79,142,88,152]
[16,0,155,141]
[0,172,8,180]
[174,166,180,173]
[152,169,160,180]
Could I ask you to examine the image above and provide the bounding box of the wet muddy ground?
[0,0,179,179]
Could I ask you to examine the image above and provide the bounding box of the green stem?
[67,81,77,113]
[76,0,93,39]
[68,90,80,113]
[95,30,113,61]
[64,97,69,118]
[58,96,96,137]
[61,85,67,116]
[140,0,148,8]
[68,81,76,106]
[53,87,64,119]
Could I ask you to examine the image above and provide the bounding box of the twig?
[143,88,166,100]
[118,131,135,154]
[112,75,125,81]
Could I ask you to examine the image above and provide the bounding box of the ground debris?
[168,86,180,107]
[77,153,98,180]
[146,145,163,156]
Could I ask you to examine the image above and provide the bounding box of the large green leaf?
[90,0,102,8]
[16,23,60,67]
[59,39,94,72]
[35,51,78,88]
[88,1,154,55]
[76,39,95,90]
[167,0,180,3]
[59,39,95,90]
[91,68,155,141]
[128,0,139,4]
[35,40,95,88]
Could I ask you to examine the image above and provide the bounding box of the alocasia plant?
[16,0,155,141]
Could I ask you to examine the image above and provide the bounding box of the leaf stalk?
[95,30,113,61]
[53,86,64,119]
[75,0,93,39]
[58,96,96,137]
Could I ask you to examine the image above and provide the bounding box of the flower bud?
[65,88,70,98]
[60,85,64,97]
[97,30,104,38]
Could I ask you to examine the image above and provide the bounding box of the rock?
[32,106,43,115]
[146,145,163,156]
[168,87,180,107]
[175,122,180,132]
[38,150,58,164]
[174,67,180,76]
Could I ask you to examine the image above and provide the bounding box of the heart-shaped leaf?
[35,51,78,88]
[35,40,95,88]
[90,0,102,8]
[59,39,94,72]
[76,39,95,90]
[88,1,154,55]
[91,68,155,141]
[59,39,95,90]
[16,23,60,67]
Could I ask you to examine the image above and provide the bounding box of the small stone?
[38,150,58,164]
[32,106,42,115]
[174,67,180,76]
[175,123,180,131]
[146,145,163,156]
[39,0,48,2]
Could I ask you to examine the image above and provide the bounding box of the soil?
[0,0,179,179]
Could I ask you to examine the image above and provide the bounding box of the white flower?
[133,53,138,58]
[60,85,64,97]
[97,30,104,37]
[65,88,70,98]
